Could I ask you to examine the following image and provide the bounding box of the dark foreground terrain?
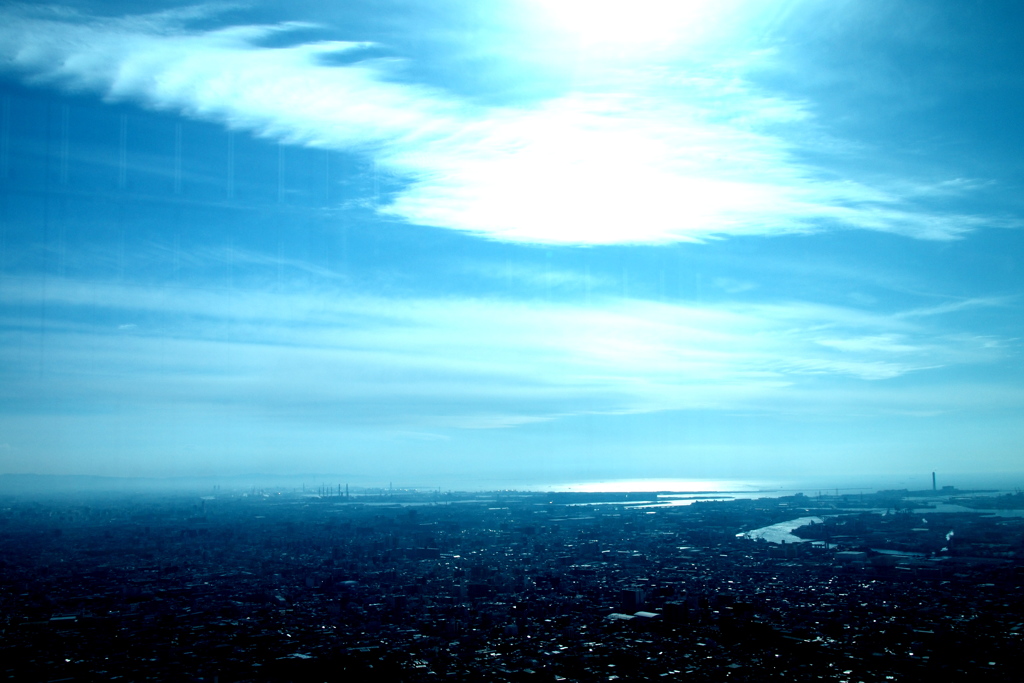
[2,485,1024,681]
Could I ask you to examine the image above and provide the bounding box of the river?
[743,516,824,544]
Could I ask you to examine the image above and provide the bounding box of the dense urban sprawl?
[3,486,1024,681]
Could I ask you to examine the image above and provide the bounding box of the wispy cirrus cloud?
[0,3,1005,244]
[0,275,1008,429]
[462,260,608,292]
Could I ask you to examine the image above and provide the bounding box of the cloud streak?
[0,275,1008,431]
[0,3,1003,244]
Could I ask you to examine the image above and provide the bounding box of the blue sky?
[1,0,1023,489]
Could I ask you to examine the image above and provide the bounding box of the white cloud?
[0,275,1008,428]
[0,4,1001,244]
[713,277,758,294]
[462,261,607,291]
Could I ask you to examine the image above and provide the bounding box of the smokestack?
[932,472,936,491]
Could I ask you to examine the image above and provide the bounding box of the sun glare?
[551,479,763,493]
[534,0,725,49]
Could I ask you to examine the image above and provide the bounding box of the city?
[3,484,1023,681]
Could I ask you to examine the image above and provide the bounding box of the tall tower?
[932,472,936,491]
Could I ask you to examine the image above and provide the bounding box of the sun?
[532,0,725,49]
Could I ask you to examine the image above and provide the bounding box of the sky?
[1,0,1023,490]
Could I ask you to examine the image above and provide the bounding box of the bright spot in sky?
[534,0,725,49]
